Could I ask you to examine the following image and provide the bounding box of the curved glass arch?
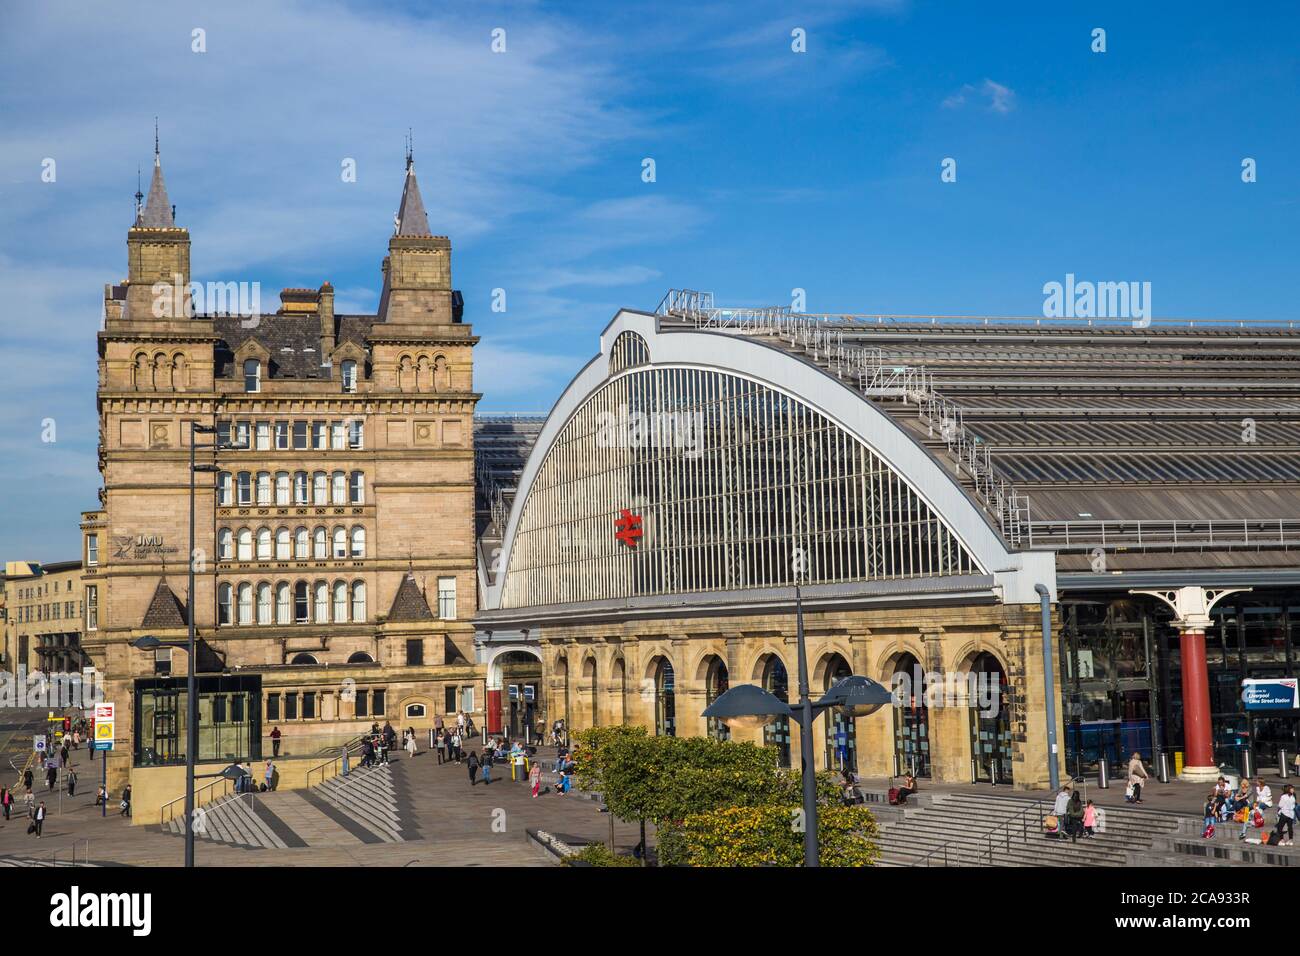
[502,365,982,608]
[609,331,649,375]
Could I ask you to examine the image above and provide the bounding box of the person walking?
[45,762,58,792]
[1274,784,1296,846]
[120,785,132,818]
[33,801,46,838]
[457,710,466,739]
[405,729,418,760]
[270,726,282,758]
[66,768,77,797]
[434,729,445,765]
[1066,790,1085,843]
[1051,784,1072,838]
[1126,752,1148,804]
[452,731,463,764]
[0,786,11,821]
[529,759,542,798]
[1082,799,1098,838]
[467,750,480,786]
[481,746,493,785]
[22,768,33,794]
[264,760,276,792]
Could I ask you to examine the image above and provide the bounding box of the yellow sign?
[96,724,113,740]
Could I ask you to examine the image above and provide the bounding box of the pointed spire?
[134,167,144,225]
[140,122,175,228]
[394,139,430,237]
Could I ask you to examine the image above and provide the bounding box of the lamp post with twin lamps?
[702,585,893,867]
[129,420,244,867]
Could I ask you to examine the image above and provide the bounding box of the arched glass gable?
[609,331,649,375]
[501,365,982,608]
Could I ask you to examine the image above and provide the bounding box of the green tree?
[668,804,880,867]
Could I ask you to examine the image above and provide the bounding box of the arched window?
[237,528,253,562]
[218,528,233,560]
[653,658,676,737]
[331,471,346,505]
[218,583,233,625]
[256,528,272,561]
[275,528,291,561]
[276,582,291,624]
[350,526,365,559]
[333,581,348,622]
[313,472,328,505]
[293,472,309,505]
[237,583,253,626]
[256,472,271,505]
[257,583,272,625]
[705,657,730,742]
[236,472,252,505]
[351,581,366,622]
[349,471,365,504]
[341,360,357,393]
[314,582,329,623]
[244,359,261,393]
[217,472,233,506]
[293,582,309,623]
[762,656,791,768]
[332,527,347,559]
[291,653,318,666]
[275,472,290,506]
[347,652,373,664]
[313,527,327,560]
[294,527,309,559]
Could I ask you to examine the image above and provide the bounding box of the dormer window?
[341,360,357,393]
[244,359,262,393]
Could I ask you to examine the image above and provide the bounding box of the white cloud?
[943,79,1017,114]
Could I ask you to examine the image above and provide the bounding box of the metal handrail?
[1028,518,1300,552]
[910,797,1051,867]
[159,775,232,826]
[305,745,352,789]
[48,838,90,867]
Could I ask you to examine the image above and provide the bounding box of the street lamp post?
[703,585,893,867]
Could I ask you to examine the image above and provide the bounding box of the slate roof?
[395,164,431,237]
[139,156,174,228]
[210,314,373,379]
[141,578,187,629]
[387,571,434,623]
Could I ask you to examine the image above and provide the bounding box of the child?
[1083,799,1098,838]
[1203,793,1217,838]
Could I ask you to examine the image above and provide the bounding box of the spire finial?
[154,117,160,166]
[405,128,413,172]
[135,167,144,220]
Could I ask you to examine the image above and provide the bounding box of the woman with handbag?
[1127,752,1148,804]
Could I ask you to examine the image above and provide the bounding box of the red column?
[486,689,503,735]
[1180,629,1215,768]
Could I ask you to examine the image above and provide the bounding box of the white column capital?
[1129,586,1251,632]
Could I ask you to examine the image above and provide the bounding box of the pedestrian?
[466,715,476,738]
[467,750,480,786]
[1126,752,1148,803]
[66,768,77,797]
[1083,799,1097,838]
[529,759,542,798]
[0,786,11,821]
[435,729,445,765]
[265,760,276,791]
[405,729,418,760]
[457,710,466,738]
[270,726,282,758]
[1051,784,1072,838]
[22,768,33,794]
[342,747,351,777]
[452,731,463,764]
[481,747,492,785]
[33,801,46,838]
[45,763,57,791]
[120,785,132,818]
[1066,790,1084,843]
[1274,780,1294,848]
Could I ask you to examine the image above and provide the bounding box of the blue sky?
[0,0,1296,560]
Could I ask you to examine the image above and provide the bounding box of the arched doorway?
[822,654,855,772]
[581,656,598,729]
[609,657,626,725]
[892,652,931,778]
[651,657,676,737]
[554,655,570,741]
[761,655,791,768]
[495,650,542,739]
[703,656,730,741]
[970,652,1013,785]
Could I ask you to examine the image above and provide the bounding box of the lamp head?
[701,684,791,729]
[816,675,894,717]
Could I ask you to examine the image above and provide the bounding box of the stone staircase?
[874,791,1184,866]
[306,763,407,842]
[163,792,288,849]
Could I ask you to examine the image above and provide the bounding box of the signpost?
[94,703,115,817]
[1242,679,1299,711]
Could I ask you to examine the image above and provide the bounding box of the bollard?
[1098,756,1110,789]
[1157,752,1170,784]
[1242,749,1254,781]
[971,758,978,785]
[894,753,901,777]
[1281,749,1290,780]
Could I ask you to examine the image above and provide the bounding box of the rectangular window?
[348,420,364,449]
[85,586,98,631]
[406,639,424,666]
[292,421,308,450]
[302,692,316,720]
[349,472,364,504]
[355,690,369,718]
[237,472,252,505]
[256,422,270,451]
[274,422,289,449]
[437,576,456,620]
[87,534,98,567]
[218,472,233,507]
[331,422,345,450]
[232,695,245,723]
[460,686,474,713]
[266,694,280,721]
[284,694,298,720]
[372,689,385,716]
[217,422,231,447]
[312,421,328,449]
[213,695,228,723]
[234,421,250,449]
[445,687,457,714]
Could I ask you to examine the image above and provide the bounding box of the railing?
[910,798,1052,867]
[1027,518,1300,553]
[48,839,90,867]
[305,744,356,790]
[159,775,233,827]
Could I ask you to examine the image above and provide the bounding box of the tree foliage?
[667,804,880,867]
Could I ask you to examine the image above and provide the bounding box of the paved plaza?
[0,731,645,867]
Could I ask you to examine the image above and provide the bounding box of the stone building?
[90,142,482,786]
[4,559,88,677]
